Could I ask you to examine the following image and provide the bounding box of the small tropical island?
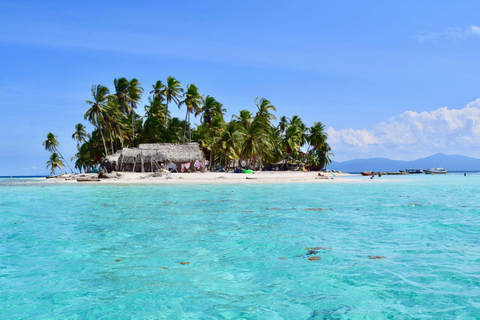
[43,76,335,182]
[5,2,480,318]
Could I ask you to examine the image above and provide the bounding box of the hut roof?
[103,143,204,165]
[120,148,142,162]
[138,143,204,163]
[104,150,122,163]
[101,143,205,172]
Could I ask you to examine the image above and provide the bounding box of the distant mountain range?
[329,153,480,172]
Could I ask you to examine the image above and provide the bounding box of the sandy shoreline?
[38,171,388,185]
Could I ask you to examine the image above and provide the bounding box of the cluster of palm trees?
[63,76,332,173]
[43,132,72,174]
[194,98,333,170]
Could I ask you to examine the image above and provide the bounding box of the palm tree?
[194,123,214,168]
[278,116,289,134]
[85,84,110,155]
[71,142,93,173]
[308,121,328,150]
[104,98,125,150]
[283,116,306,160]
[84,130,107,165]
[233,110,253,131]
[43,132,74,173]
[243,97,276,168]
[46,152,66,175]
[144,96,169,127]
[265,126,284,164]
[201,96,225,125]
[283,124,302,157]
[128,78,144,142]
[164,76,183,127]
[72,123,88,147]
[113,77,131,115]
[179,84,203,142]
[241,117,272,168]
[254,97,276,125]
[219,120,244,167]
[318,144,334,168]
[113,77,132,146]
[308,144,333,169]
[162,117,186,143]
[150,80,166,103]
[205,115,226,170]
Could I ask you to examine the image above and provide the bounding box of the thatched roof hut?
[138,143,204,163]
[102,143,205,173]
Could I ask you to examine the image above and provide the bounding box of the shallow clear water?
[1,175,480,319]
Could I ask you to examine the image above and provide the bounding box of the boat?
[76,178,102,182]
[424,167,447,174]
[361,171,374,176]
[405,168,423,174]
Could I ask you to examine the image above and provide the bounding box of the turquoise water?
[1,175,480,319]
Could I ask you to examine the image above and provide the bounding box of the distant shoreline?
[0,176,48,179]
[2,171,479,179]
[5,172,368,185]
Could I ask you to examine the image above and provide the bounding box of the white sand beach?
[42,171,383,185]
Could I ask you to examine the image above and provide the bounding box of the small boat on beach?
[76,178,102,182]
[46,174,63,179]
[424,167,447,174]
[361,171,374,176]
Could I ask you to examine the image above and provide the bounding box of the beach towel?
[181,162,191,172]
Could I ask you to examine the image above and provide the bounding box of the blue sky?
[2,1,480,175]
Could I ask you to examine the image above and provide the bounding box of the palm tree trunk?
[114,123,124,150]
[209,149,213,172]
[132,113,135,144]
[110,137,114,154]
[183,109,189,143]
[54,147,74,174]
[189,112,192,142]
[98,126,108,157]
[165,102,169,128]
[54,164,67,175]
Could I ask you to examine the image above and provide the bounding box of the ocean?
[1,174,479,318]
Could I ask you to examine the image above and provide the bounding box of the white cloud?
[416,25,480,42]
[471,25,480,35]
[328,99,480,161]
